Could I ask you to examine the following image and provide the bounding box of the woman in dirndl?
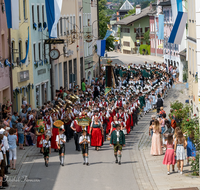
[89,116,103,151]
[109,116,119,136]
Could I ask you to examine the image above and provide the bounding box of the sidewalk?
[132,83,200,190]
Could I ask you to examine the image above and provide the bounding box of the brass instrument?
[69,94,79,103]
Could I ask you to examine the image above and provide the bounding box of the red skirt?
[37,134,45,148]
[106,117,112,134]
[126,116,131,134]
[111,127,116,133]
[51,127,59,149]
[91,128,103,147]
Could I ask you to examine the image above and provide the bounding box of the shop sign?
[38,69,46,75]
[17,70,29,82]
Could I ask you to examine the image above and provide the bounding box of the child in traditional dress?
[163,135,175,175]
[79,129,90,165]
[56,127,66,166]
[40,135,51,167]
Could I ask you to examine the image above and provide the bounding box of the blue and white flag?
[103,30,113,40]
[97,40,106,57]
[158,14,164,40]
[168,12,187,44]
[21,28,30,66]
[45,0,63,38]
[4,0,19,30]
[171,0,183,22]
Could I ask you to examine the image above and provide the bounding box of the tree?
[123,9,136,18]
[98,0,115,51]
[144,29,150,44]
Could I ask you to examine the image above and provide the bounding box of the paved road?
[107,52,164,65]
[13,132,139,190]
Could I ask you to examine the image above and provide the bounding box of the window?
[64,17,66,35]
[87,14,91,26]
[123,41,130,47]
[32,5,34,23]
[23,0,26,20]
[38,42,41,60]
[80,57,84,81]
[33,44,36,61]
[121,28,130,33]
[60,18,63,35]
[145,27,149,32]
[166,10,169,22]
[11,41,15,63]
[73,16,75,30]
[69,60,72,75]
[70,16,72,32]
[42,5,45,23]
[73,59,77,85]
[79,16,82,32]
[57,23,59,37]
[37,5,40,23]
[19,41,22,61]
[25,40,28,58]
[1,35,5,58]
[67,16,69,34]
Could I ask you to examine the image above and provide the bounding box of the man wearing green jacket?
[110,124,125,165]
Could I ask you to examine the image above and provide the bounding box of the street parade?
[22,61,171,167]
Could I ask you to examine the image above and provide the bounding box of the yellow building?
[187,0,198,116]
[11,0,34,112]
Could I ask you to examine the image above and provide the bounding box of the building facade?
[51,0,84,97]
[117,6,152,54]
[11,0,34,112]
[160,0,187,83]
[83,0,93,84]
[0,0,11,107]
[29,0,51,108]
[187,0,198,116]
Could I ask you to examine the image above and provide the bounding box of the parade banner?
[105,87,112,95]
[45,0,63,38]
[158,14,164,40]
[168,12,187,44]
[4,0,19,30]
[97,40,106,56]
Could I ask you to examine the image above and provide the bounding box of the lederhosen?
[58,136,65,155]
[43,141,50,158]
[81,136,89,154]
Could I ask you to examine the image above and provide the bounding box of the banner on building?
[168,12,187,44]
[158,14,164,40]
[4,0,19,30]
[21,27,29,66]
[103,30,113,40]
[97,40,106,57]
[45,0,63,38]
[171,0,183,22]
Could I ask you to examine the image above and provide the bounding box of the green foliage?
[191,154,199,176]
[139,44,150,55]
[183,72,188,82]
[124,9,136,18]
[99,0,115,51]
[144,29,150,44]
[169,101,200,176]
[141,0,150,9]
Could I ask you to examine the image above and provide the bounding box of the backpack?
[171,119,176,129]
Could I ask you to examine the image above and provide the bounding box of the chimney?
[136,5,141,15]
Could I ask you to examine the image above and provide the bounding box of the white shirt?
[116,130,120,142]
[42,139,51,148]
[3,136,9,151]
[0,152,3,161]
[79,135,90,144]
[56,134,66,145]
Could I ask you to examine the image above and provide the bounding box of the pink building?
[0,1,11,108]
[149,16,163,57]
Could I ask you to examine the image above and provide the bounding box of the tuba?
[69,94,79,103]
